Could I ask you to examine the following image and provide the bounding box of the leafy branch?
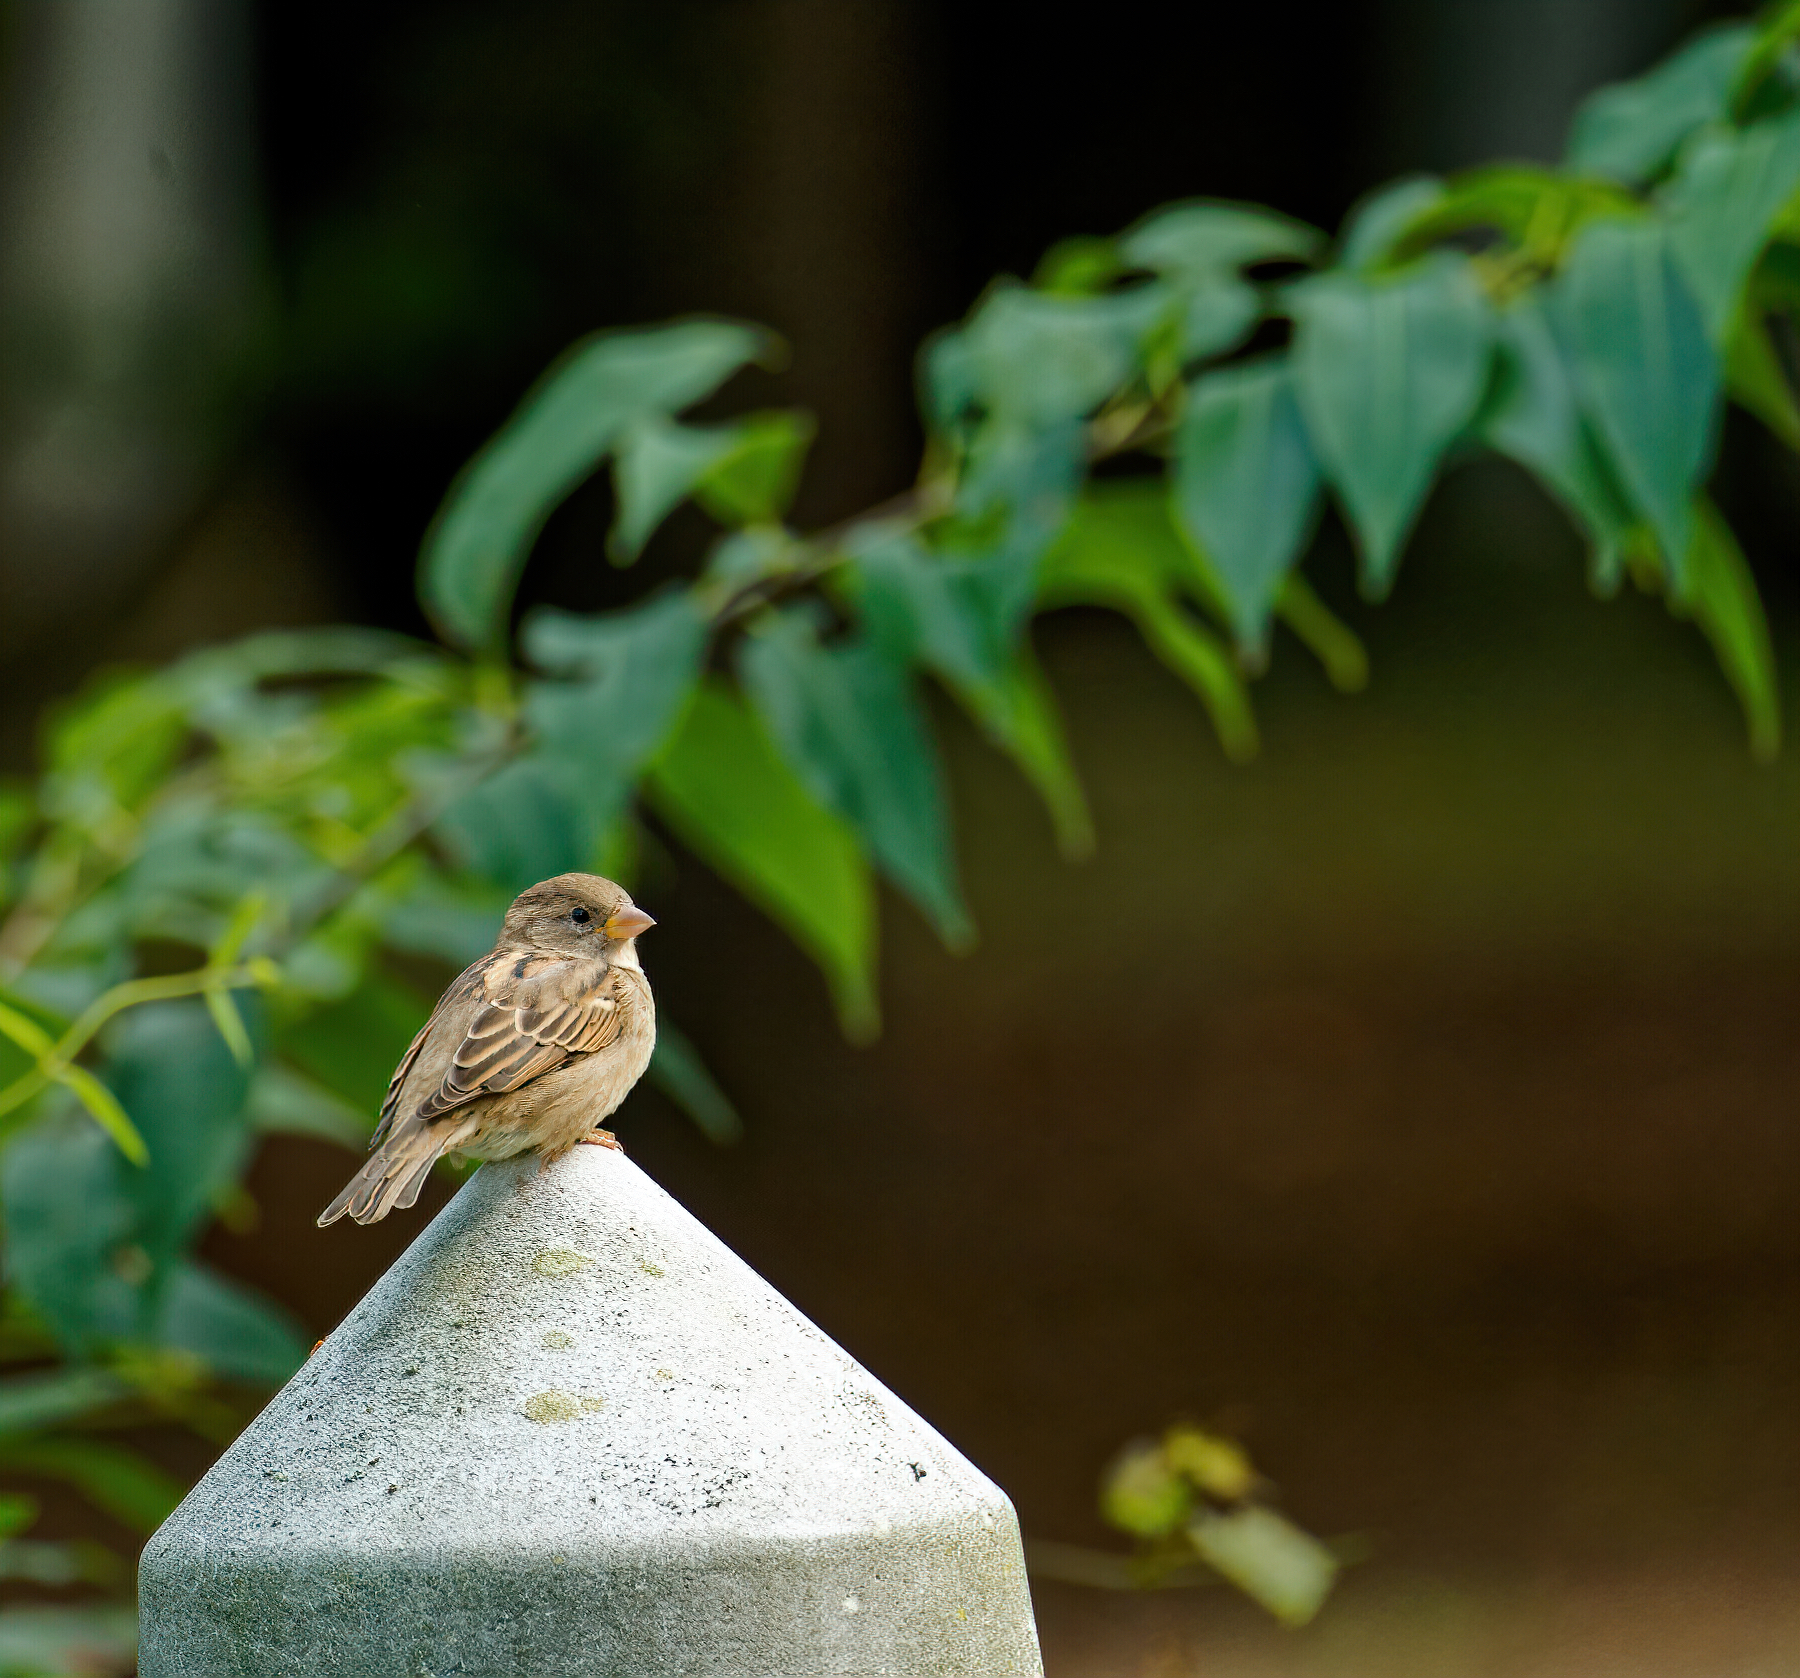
[0,8,1791,1638]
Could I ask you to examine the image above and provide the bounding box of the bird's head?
[501,873,655,956]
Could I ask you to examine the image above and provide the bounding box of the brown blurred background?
[3,2,1795,1673]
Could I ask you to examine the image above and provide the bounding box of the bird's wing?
[412,951,626,1125]
[366,955,491,1151]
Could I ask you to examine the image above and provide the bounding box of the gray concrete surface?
[138,1144,1043,1676]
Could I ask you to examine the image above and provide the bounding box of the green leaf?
[0,1437,184,1533]
[693,410,816,527]
[646,1020,742,1145]
[1120,201,1321,359]
[105,999,254,1257]
[1482,295,1637,576]
[1567,26,1753,185]
[1391,166,1638,263]
[1289,253,1492,595]
[1338,175,1446,270]
[1100,1440,1193,1539]
[429,755,594,894]
[1188,1506,1338,1627]
[1032,235,1123,295]
[524,592,709,790]
[1664,107,1800,341]
[1041,485,1258,761]
[0,1113,142,1353]
[644,681,877,1038]
[1275,573,1369,693]
[57,1067,149,1167]
[155,1261,309,1386]
[963,284,1164,425]
[608,416,739,563]
[1557,219,1719,588]
[42,671,186,821]
[438,592,710,892]
[1122,200,1322,275]
[419,320,766,650]
[1679,496,1781,759]
[954,647,1094,860]
[0,1368,126,1438]
[739,612,970,948]
[849,537,1092,856]
[1172,357,1322,649]
[1724,306,1800,449]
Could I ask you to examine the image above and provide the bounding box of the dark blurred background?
[2,2,1795,1672]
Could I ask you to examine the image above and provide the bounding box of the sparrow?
[317,873,656,1228]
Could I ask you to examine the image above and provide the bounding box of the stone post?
[137,1145,1043,1677]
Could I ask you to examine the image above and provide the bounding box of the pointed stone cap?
[137,1146,1042,1677]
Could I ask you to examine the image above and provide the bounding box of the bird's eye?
[570,907,592,925]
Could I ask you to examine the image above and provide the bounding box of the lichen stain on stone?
[532,1247,594,1278]
[523,1390,582,1423]
[638,1259,665,1277]
[541,1330,575,1350]
[523,1389,605,1423]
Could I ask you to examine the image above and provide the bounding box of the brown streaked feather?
[413,953,627,1125]
[364,957,488,1152]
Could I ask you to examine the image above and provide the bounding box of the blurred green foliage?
[0,13,1795,1659]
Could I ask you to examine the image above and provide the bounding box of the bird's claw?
[579,1129,625,1153]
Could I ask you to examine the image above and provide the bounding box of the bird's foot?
[578,1128,625,1153]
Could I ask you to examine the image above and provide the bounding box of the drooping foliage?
[0,15,1793,1649]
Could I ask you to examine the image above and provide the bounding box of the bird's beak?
[604,905,656,940]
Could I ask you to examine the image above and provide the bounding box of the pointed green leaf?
[57,1068,149,1167]
[105,999,254,1246]
[964,285,1163,425]
[1392,166,1638,261]
[1172,357,1322,648]
[0,1112,144,1353]
[1557,219,1719,588]
[609,416,738,563]
[953,647,1093,860]
[420,320,766,650]
[1121,200,1322,275]
[1338,176,1446,270]
[439,593,708,892]
[523,592,710,776]
[1042,486,1259,761]
[1289,253,1492,594]
[646,1019,742,1145]
[1725,306,1800,449]
[1188,1506,1338,1627]
[1664,107,1800,341]
[1680,496,1781,759]
[1120,201,1321,360]
[1567,26,1753,185]
[644,681,877,1038]
[849,536,1091,856]
[739,613,970,948]
[693,410,816,527]
[1482,295,1637,574]
[1275,574,1369,693]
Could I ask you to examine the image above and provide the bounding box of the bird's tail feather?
[317,1120,454,1227]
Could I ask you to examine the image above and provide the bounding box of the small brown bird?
[317,873,656,1227]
